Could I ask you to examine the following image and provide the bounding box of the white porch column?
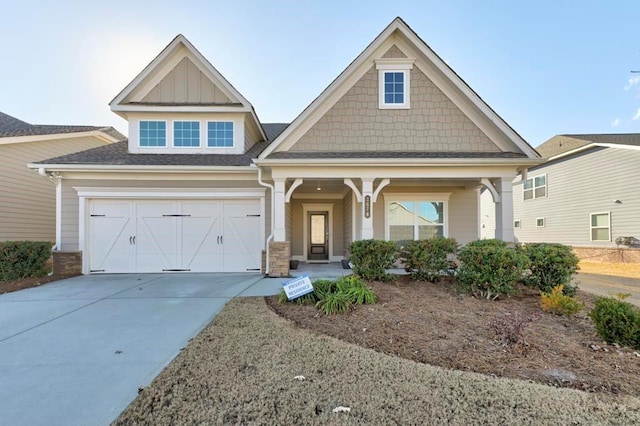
[495,178,515,242]
[361,178,374,239]
[273,178,287,242]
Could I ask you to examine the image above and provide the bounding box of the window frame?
[206,120,235,148]
[590,212,611,242]
[172,120,201,148]
[514,220,521,229]
[138,120,167,148]
[376,59,413,110]
[523,174,547,200]
[383,193,450,241]
[536,217,545,228]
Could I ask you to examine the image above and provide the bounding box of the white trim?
[383,193,451,240]
[73,187,266,199]
[523,173,547,200]
[590,211,611,242]
[285,178,304,203]
[205,120,236,149]
[302,203,334,262]
[79,196,87,274]
[256,158,543,167]
[372,178,391,202]
[536,217,546,228]
[55,178,62,249]
[171,119,201,148]
[480,178,500,203]
[343,178,363,202]
[138,119,168,148]
[547,142,640,162]
[374,58,415,70]
[0,130,119,146]
[378,69,410,109]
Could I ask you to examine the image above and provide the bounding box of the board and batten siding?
[513,147,640,247]
[59,178,266,251]
[0,137,109,242]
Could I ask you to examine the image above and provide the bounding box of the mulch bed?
[267,276,640,400]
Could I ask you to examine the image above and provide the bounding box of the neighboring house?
[482,133,640,252]
[29,18,541,276]
[0,111,123,242]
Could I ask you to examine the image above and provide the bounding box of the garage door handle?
[129,236,132,245]
[133,236,136,245]
[217,236,220,244]
[162,214,192,217]
[220,236,223,244]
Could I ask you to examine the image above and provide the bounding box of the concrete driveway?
[0,273,283,426]
[576,273,640,306]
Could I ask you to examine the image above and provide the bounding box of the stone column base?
[53,251,83,277]
[268,241,290,277]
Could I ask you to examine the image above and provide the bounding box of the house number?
[364,195,371,218]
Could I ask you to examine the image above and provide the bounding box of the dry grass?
[579,261,640,279]
[114,298,640,425]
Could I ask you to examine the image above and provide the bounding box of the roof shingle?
[0,111,125,140]
[536,133,640,158]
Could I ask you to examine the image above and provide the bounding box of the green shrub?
[540,285,584,316]
[0,241,52,281]
[457,240,529,300]
[589,295,640,349]
[348,239,398,281]
[316,291,352,315]
[523,243,579,295]
[399,237,458,282]
[336,275,377,305]
[311,279,337,301]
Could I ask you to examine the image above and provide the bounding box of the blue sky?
[1,0,639,146]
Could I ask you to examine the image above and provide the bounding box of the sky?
[1,0,639,147]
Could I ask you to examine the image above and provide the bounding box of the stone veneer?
[52,251,83,277]
[572,246,640,264]
[268,241,290,277]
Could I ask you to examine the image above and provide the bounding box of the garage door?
[89,200,261,273]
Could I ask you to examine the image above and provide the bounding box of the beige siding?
[0,137,109,242]
[142,57,232,104]
[59,178,264,251]
[480,189,496,239]
[343,192,353,251]
[513,147,640,247]
[290,45,498,153]
[290,199,344,258]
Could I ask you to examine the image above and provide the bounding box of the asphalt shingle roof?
[0,111,125,140]
[536,133,640,158]
[36,123,289,166]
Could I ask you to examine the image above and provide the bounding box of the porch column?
[361,178,374,239]
[495,178,515,242]
[273,178,286,242]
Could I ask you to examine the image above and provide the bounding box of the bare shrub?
[489,311,540,347]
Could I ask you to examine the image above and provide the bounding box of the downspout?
[256,165,274,275]
[38,167,59,253]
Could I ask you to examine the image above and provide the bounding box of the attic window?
[139,121,166,147]
[375,58,414,110]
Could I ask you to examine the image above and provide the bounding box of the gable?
[289,45,499,153]
[260,18,539,160]
[140,57,233,105]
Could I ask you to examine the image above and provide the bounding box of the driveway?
[0,273,283,426]
[576,273,640,306]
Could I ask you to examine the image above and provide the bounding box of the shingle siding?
[513,147,640,247]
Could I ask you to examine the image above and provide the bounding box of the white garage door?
[89,200,262,273]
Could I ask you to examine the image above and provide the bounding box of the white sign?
[283,274,314,300]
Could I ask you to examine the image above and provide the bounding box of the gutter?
[255,164,274,275]
[253,158,544,167]
[27,163,257,173]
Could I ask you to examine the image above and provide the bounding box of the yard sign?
[283,274,314,300]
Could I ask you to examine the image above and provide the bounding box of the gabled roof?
[109,34,266,141]
[259,17,540,160]
[537,133,640,159]
[0,111,124,141]
[31,123,288,168]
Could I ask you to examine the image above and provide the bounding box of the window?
[139,121,166,147]
[376,58,413,109]
[536,218,545,227]
[173,121,200,147]
[514,220,521,229]
[207,121,234,147]
[523,175,546,200]
[590,212,611,241]
[387,200,445,241]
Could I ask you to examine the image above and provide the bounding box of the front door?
[308,212,329,261]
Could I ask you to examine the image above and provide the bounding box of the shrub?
[311,279,337,301]
[523,243,579,295]
[0,241,52,281]
[399,237,458,282]
[540,285,584,316]
[457,240,529,300]
[489,311,540,346]
[336,275,377,305]
[348,239,398,281]
[316,291,352,315]
[589,295,640,349]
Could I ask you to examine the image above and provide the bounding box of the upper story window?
[139,121,166,147]
[375,58,414,110]
[173,121,200,147]
[207,121,234,147]
[523,174,546,200]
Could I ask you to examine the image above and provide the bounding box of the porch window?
[590,212,611,241]
[387,200,445,241]
[523,174,546,200]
